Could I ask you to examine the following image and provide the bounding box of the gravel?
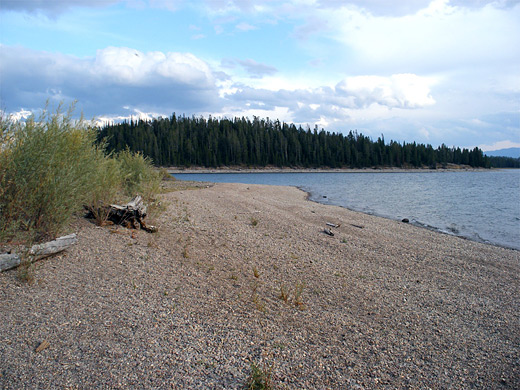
[1,182,519,389]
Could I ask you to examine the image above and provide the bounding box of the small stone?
[402,218,409,223]
[35,340,50,353]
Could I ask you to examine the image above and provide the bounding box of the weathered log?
[323,228,335,236]
[0,233,78,272]
[0,254,20,272]
[326,222,341,228]
[85,196,157,233]
[29,233,78,257]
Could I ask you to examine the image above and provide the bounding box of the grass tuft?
[293,281,305,308]
[246,361,274,390]
[17,259,35,284]
[278,283,289,303]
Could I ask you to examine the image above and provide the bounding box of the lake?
[174,170,520,250]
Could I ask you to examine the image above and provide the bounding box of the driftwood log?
[0,233,78,272]
[323,228,335,236]
[85,195,157,233]
[326,222,341,228]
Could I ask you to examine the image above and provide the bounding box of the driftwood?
[35,340,51,353]
[0,233,78,272]
[326,222,341,228]
[323,228,335,236]
[85,195,157,233]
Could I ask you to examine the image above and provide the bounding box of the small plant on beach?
[278,283,289,303]
[293,281,305,308]
[17,257,35,284]
[250,217,259,227]
[158,167,175,181]
[252,292,266,313]
[278,281,305,308]
[246,361,274,390]
[250,281,266,313]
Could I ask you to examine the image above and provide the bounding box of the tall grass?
[84,150,122,226]
[0,103,162,244]
[117,148,161,202]
[1,105,100,241]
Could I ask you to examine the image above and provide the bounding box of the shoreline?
[171,174,520,252]
[1,182,519,389]
[166,165,493,174]
[298,185,519,252]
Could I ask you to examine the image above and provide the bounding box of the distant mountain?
[484,148,520,158]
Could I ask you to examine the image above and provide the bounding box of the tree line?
[97,114,518,168]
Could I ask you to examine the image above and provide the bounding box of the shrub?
[0,104,102,242]
[116,148,161,202]
[246,361,273,390]
[84,151,123,226]
[0,103,164,244]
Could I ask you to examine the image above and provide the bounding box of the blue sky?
[1,0,519,151]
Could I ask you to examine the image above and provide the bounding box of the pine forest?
[98,115,519,169]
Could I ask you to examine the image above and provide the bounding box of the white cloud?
[95,107,166,126]
[221,73,436,131]
[148,0,183,12]
[91,47,214,87]
[236,59,278,78]
[317,0,432,16]
[336,74,436,109]
[319,0,520,74]
[4,108,33,122]
[236,22,257,31]
[0,45,221,118]
[0,0,121,16]
[479,140,520,151]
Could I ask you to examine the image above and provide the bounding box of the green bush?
[117,148,161,202]
[0,103,163,244]
[0,105,102,242]
[84,151,123,226]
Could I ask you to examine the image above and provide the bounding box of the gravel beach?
[1,182,519,389]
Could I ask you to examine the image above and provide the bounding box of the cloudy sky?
[1,0,519,150]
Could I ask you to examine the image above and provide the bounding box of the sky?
[0,0,519,151]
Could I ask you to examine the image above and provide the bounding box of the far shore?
[166,164,492,174]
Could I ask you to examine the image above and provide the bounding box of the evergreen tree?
[97,115,492,169]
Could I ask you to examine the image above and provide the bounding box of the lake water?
[174,170,520,250]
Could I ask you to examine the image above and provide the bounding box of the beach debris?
[401,218,410,223]
[35,340,50,353]
[0,234,78,272]
[350,224,364,229]
[326,222,341,228]
[323,228,335,236]
[85,195,158,233]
